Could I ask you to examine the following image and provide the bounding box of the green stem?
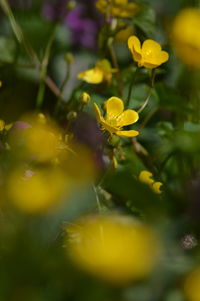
[126,67,138,108]
[137,69,156,114]
[36,26,57,109]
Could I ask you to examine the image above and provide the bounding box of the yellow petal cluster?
[139,170,163,194]
[77,59,117,84]
[94,96,139,137]
[96,0,139,18]
[66,214,160,284]
[171,8,200,68]
[184,267,200,301]
[128,35,169,69]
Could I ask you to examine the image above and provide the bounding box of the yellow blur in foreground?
[171,8,200,68]
[128,36,169,69]
[9,114,61,163]
[7,167,67,214]
[184,267,200,301]
[66,214,160,284]
[96,0,139,18]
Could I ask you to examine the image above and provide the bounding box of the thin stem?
[0,0,64,103]
[36,26,57,109]
[126,67,138,108]
[108,40,123,97]
[137,69,156,114]
[93,185,103,212]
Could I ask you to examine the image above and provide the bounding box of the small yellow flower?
[94,96,139,137]
[96,0,139,18]
[139,170,163,194]
[77,59,117,84]
[171,8,200,68]
[128,35,169,68]
[66,214,160,284]
[0,119,12,131]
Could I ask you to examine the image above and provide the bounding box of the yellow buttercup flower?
[184,267,200,301]
[66,214,160,284]
[96,0,139,18]
[128,35,169,68]
[77,59,117,84]
[93,96,139,137]
[171,8,200,68]
[139,170,163,194]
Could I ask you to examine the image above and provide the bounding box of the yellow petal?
[142,40,169,67]
[116,130,139,137]
[93,103,104,123]
[151,182,163,194]
[128,36,142,62]
[116,110,139,127]
[78,68,104,84]
[105,97,124,120]
[139,170,154,185]
[0,120,5,131]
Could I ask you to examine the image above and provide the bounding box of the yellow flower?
[96,0,139,18]
[94,96,139,137]
[7,167,67,214]
[184,267,200,301]
[66,214,160,284]
[77,59,117,84]
[138,170,163,194]
[171,8,200,68]
[115,24,134,43]
[0,119,12,131]
[128,35,169,68]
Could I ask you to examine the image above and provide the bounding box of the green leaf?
[0,36,16,64]
[133,3,156,38]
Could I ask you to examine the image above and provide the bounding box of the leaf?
[133,3,156,38]
[0,36,16,64]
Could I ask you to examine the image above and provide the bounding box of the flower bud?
[66,0,76,11]
[79,92,91,104]
[64,52,74,63]
[67,111,77,121]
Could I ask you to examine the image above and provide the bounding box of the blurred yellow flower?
[9,114,62,163]
[79,92,91,104]
[7,167,67,214]
[0,119,12,131]
[96,0,139,18]
[115,24,134,43]
[77,59,117,84]
[128,35,169,68]
[184,267,200,301]
[94,96,139,137]
[171,8,200,68]
[66,214,160,284]
[139,170,163,194]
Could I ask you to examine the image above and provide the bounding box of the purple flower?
[42,0,102,49]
